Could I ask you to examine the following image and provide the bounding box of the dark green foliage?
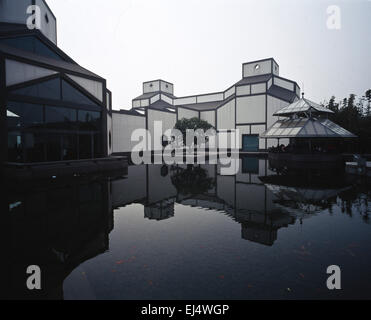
[174,117,215,147]
[322,89,371,153]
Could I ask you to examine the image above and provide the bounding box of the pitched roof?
[268,85,297,103]
[274,98,334,116]
[261,117,356,139]
[0,43,103,79]
[235,74,272,86]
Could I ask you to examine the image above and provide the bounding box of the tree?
[174,117,215,147]
[365,89,371,116]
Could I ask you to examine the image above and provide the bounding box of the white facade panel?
[236,85,250,96]
[133,100,141,108]
[273,77,294,91]
[200,111,215,127]
[160,81,174,95]
[224,86,235,99]
[143,81,160,93]
[243,60,272,78]
[5,59,57,86]
[267,96,290,127]
[273,61,280,76]
[150,94,160,104]
[174,97,197,106]
[197,93,224,103]
[217,99,235,130]
[67,74,103,102]
[161,94,173,105]
[140,99,149,107]
[148,109,176,151]
[236,95,266,124]
[112,113,146,153]
[296,85,301,97]
[178,107,198,120]
[251,83,266,94]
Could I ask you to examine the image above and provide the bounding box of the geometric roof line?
[261,117,357,139]
[5,58,58,86]
[274,98,334,117]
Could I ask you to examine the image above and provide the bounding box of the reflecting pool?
[4,157,371,300]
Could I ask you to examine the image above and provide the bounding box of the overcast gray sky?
[47,0,370,110]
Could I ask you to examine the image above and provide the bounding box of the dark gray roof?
[0,43,103,79]
[178,95,235,111]
[148,100,175,111]
[235,74,272,86]
[268,85,297,103]
[133,91,177,101]
[133,92,158,101]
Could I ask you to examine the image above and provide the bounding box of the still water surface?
[7,157,371,299]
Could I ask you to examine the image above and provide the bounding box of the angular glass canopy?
[274,98,334,116]
[261,118,356,139]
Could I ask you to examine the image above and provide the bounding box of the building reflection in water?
[5,177,114,300]
[111,156,357,246]
[5,156,367,299]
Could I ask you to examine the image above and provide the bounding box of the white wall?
[217,99,235,130]
[273,77,294,91]
[197,93,224,103]
[243,59,272,77]
[178,107,198,120]
[148,109,176,151]
[174,96,197,106]
[112,112,146,153]
[200,110,216,127]
[236,95,266,124]
[236,85,251,96]
[251,83,266,94]
[267,96,290,127]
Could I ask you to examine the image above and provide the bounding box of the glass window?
[45,106,77,130]
[11,78,61,100]
[7,102,44,129]
[62,80,99,106]
[61,134,78,161]
[78,110,101,131]
[24,132,46,163]
[46,134,62,162]
[8,131,23,163]
[79,134,93,160]
[0,36,65,61]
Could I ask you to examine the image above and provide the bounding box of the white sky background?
[47,0,371,110]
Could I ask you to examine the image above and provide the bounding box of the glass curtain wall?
[7,77,103,163]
